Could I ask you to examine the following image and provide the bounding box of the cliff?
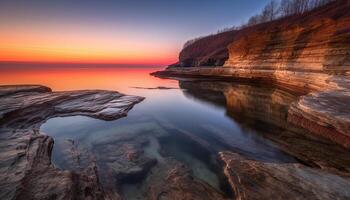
[158,0,350,91]
[152,0,350,149]
[176,0,350,72]
[224,0,350,73]
[178,30,236,67]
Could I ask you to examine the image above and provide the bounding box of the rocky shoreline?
[151,0,350,150]
[152,67,350,149]
[179,80,350,199]
[148,2,350,198]
[1,83,350,199]
[219,151,350,200]
[0,85,144,200]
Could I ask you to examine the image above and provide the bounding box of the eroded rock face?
[288,90,350,149]
[225,1,350,73]
[179,30,236,67]
[152,1,350,150]
[176,1,350,72]
[0,85,144,200]
[153,0,350,147]
[219,152,350,200]
[152,66,350,93]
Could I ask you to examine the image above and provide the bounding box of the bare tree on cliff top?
[183,0,336,50]
[280,0,335,16]
[262,0,280,21]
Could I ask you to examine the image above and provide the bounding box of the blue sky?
[0,0,270,64]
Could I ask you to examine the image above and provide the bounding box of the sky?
[0,0,270,66]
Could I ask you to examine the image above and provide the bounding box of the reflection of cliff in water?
[179,81,350,172]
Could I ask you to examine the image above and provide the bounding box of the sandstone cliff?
[178,30,236,67]
[152,0,350,150]
[177,0,350,72]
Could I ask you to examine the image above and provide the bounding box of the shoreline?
[151,67,350,150]
[0,85,144,200]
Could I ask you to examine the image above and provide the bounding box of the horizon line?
[0,61,171,68]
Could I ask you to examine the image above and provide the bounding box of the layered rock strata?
[219,152,350,200]
[152,0,350,149]
[0,85,144,200]
[288,90,350,149]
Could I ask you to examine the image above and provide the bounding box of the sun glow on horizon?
[0,20,179,65]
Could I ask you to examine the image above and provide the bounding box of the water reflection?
[40,78,350,199]
[179,80,350,171]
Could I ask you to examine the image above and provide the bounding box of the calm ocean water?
[1,65,301,198]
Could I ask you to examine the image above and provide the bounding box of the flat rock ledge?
[0,85,144,200]
[152,67,350,149]
[219,151,350,200]
[288,90,350,149]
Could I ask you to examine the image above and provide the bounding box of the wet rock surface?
[0,85,144,200]
[219,152,350,200]
[288,90,350,149]
[1,82,350,200]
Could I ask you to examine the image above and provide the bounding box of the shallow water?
[1,66,307,198]
[29,67,306,198]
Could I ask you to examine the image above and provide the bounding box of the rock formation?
[0,85,144,200]
[152,0,350,149]
[219,151,350,200]
[288,90,350,149]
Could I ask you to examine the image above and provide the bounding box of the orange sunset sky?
[0,26,179,65]
[0,0,268,66]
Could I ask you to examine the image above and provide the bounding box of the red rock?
[219,151,350,200]
[152,0,350,149]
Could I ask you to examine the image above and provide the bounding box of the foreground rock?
[288,90,350,149]
[219,152,350,200]
[0,85,144,200]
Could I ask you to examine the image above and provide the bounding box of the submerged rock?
[94,136,157,194]
[145,158,229,200]
[219,152,350,200]
[0,85,144,200]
